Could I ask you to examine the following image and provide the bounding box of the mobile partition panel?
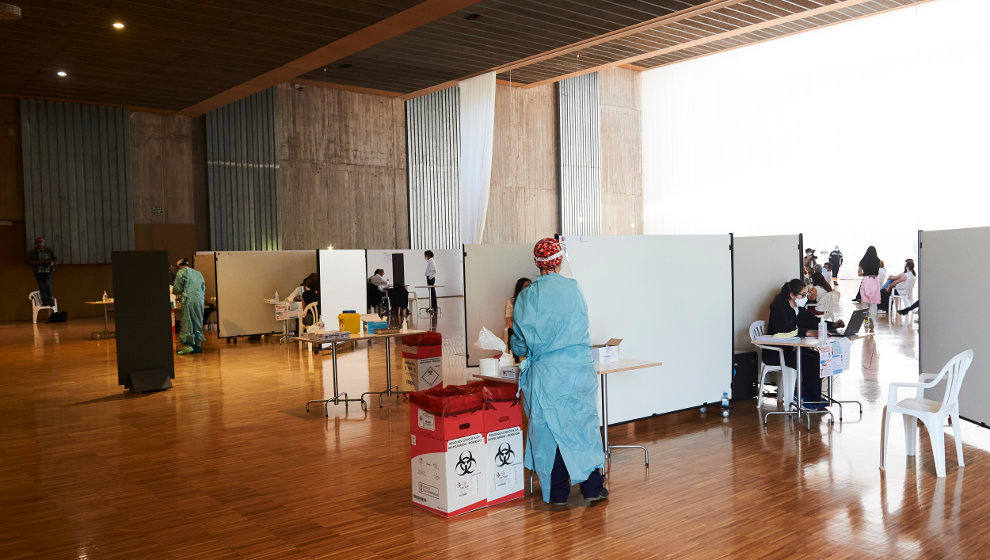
[564,235,733,424]
[463,243,540,367]
[318,249,368,321]
[366,249,465,298]
[215,251,318,338]
[194,251,217,304]
[463,236,734,424]
[732,235,803,352]
[919,228,988,427]
[113,251,174,392]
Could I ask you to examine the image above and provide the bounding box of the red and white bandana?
[533,237,564,270]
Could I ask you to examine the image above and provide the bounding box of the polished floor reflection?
[0,292,988,559]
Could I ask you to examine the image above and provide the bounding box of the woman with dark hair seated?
[761,279,842,410]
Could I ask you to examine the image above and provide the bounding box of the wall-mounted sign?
[151,207,163,214]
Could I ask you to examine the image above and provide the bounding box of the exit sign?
[151,207,163,214]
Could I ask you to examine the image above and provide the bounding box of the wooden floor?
[2,294,989,559]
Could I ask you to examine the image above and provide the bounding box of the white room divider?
[732,235,802,352]
[463,242,540,367]
[564,235,733,423]
[215,251,318,338]
[365,249,464,298]
[463,235,734,423]
[919,227,988,427]
[318,249,368,322]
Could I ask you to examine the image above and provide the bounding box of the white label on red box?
[417,409,436,432]
[486,426,524,505]
[411,432,488,516]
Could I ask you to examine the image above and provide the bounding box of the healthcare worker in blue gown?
[510,237,607,506]
[173,257,206,355]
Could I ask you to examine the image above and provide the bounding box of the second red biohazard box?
[465,380,523,433]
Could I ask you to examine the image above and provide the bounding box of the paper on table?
[755,335,799,342]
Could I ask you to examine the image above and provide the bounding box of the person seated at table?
[369,269,389,292]
[762,279,842,410]
[808,272,837,316]
[301,275,319,325]
[505,277,532,330]
[288,273,316,302]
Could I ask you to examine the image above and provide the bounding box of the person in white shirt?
[368,269,389,292]
[424,250,438,312]
[821,262,833,285]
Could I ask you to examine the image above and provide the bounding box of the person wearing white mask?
[761,279,843,409]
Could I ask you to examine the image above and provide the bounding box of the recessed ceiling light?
[112,21,125,30]
[56,71,67,78]
[339,63,352,69]
[464,13,481,20]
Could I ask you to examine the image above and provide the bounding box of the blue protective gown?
[173,267,206,348]
[510,272,604,503]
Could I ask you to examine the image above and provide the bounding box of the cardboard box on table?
[591,338,623,363]
[409,384,487,516]
[402,332,443,391]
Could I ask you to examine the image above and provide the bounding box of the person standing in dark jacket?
[761,279,843,409]
[27,237,56,306]
[829,246,843,285]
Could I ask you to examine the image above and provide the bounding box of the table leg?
[824,373,863,421]
[360,337,408,409]
[103,306,109,335]
[600,374,649,467]
[305,342,364,416]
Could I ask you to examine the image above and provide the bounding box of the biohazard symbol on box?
[494,442,515,467]
[455,450,477,475]
[421,366,440,386]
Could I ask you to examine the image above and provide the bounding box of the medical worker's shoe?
[551,500,569,506]
[176,346,195,355]
[583,488,609,506]
[191,345,203,354]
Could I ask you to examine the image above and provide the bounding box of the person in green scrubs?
[173,257,206,355]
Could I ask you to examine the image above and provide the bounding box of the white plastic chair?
[880,349,973,477]
[888,275,916,322]
[750,321,796,409]
[28,291,58,323]
[297,302,319,334]
[814,290,841,322]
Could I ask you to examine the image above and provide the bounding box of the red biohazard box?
[465,380,523,433]
[401,332,443,358]
[485,426,524,505]
[411,432,488,517]
[409,384,484,441]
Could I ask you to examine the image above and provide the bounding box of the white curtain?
[642,0,990,275]
[458,72,496,245]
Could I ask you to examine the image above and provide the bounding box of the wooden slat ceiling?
[297,1,711,93]
[0,0,933,113]
[0,0,423,112]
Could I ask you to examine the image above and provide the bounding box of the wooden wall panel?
[130,112,196,225]
[485,83,558,243]
[0,99,23,223]
[20,99,133,264]
[277,84,407,250]
[599,66,644,236]
[134,224,198,268]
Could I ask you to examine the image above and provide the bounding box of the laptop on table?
[829,309,868,338]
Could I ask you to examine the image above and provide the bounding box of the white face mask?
[794,296,808,308]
